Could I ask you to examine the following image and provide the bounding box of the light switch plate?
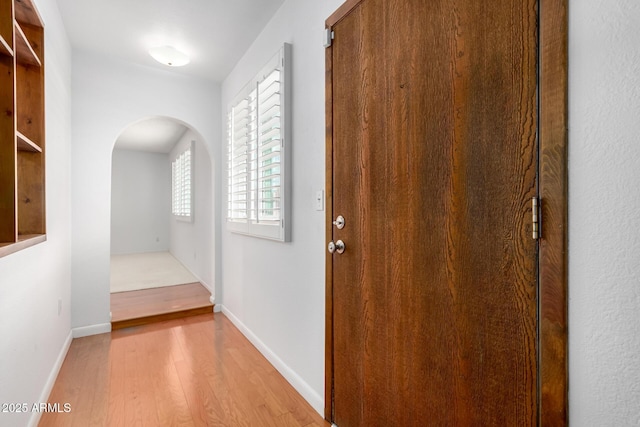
[315,190,324,211]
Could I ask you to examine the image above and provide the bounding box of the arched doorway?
[109,116,215,327]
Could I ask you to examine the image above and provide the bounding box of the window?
[172,142,193,220]
[227,44,291,241]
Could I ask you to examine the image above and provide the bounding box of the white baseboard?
[197,277,213,294]
[27,330,73,427]
[220,305,324,416]
[72,322,111,338]
[188,272,217,310]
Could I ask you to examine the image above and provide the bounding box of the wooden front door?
[326,0,541,425]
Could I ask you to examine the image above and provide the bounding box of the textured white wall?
[569,1,640,425]
[0,0,73,426]
[110,149,171,255]
[170,130,214,289]
[220,0,640,420]
[220,0,343,414]
[71,52,220,330]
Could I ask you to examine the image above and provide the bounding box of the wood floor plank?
[123,333,160,426]
[106,336,126,427]
[174,358,225,426]
[145,328,193,426]
[39,313,329,427]
[86,336,112,425]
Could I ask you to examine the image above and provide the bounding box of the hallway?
[39,314,328,426]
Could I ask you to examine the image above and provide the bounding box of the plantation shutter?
[172,145,192,218]
[257,68,281,223]
[228,90,257,220]
[226,43,291,241]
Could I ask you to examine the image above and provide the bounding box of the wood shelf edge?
[16,131,42,152]
[0,234,46,258]
[0,34,13,57]
[14,21,40,67]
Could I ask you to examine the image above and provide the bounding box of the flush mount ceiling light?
[148,45,190,67]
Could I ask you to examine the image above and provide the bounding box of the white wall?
[111,149,171,255]
[170,130,214,289]
[220,0,343,414]
[71,52,220,331]
[569,1,640,425]
[1,1,630,424]
[0,0,72,426]
[219,0,640,422]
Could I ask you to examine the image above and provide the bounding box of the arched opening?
[109,116,215,326]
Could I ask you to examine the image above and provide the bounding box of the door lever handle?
[328,240,346,254]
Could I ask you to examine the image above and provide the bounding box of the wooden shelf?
[0,0,44,258]
[17,131,41,152]
[0,34,12,57]
[0,234,46,258]
[0,0,13,56]
[14,21,40,67]
[18,233,45,243]
[14,0,42,27]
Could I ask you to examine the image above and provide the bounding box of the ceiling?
[114,118,188,154]
[56,0,285,153]
[56,0,285,82]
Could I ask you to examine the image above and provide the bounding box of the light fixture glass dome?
[148,45,190,67]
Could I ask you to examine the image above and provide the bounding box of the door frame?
[324,0,568,425]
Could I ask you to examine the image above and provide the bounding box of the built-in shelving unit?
[0,0,45,258]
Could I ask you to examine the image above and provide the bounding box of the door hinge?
[324,28,334,48]
[532,197,540,240]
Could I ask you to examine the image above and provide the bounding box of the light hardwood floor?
[110,282,213,330]
[39,314,330,426]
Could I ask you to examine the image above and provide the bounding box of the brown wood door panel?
[328,0,541,425]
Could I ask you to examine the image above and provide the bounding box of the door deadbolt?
[332,215,345,229]
[328,240,346,254]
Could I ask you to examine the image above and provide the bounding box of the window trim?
[226,43,292,242]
